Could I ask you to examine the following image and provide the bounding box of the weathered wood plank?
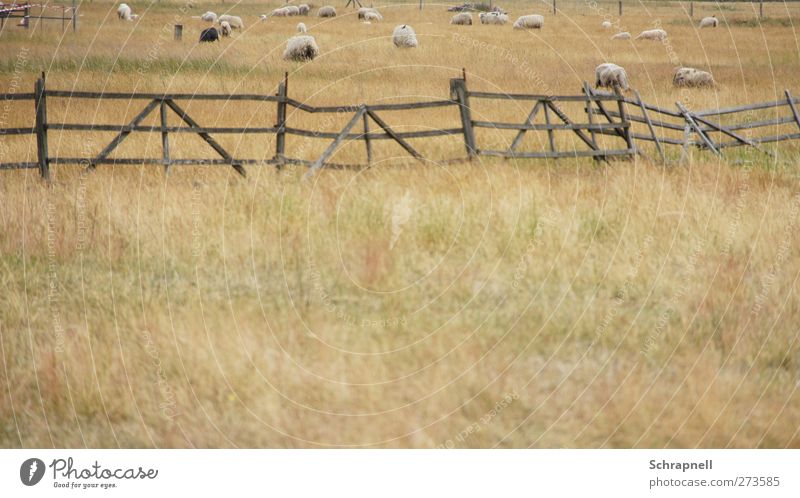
[90,99,159,168]
[634,90,665,163]
[676,102,719,155]
[306,106,367,176]
[366,108,424,160]
[472,121,628,131]
[164,99,246,177]
[507,101,542,155]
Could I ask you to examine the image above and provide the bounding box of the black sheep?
[199,27,219,43]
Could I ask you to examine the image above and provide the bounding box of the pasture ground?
[1,0,799,447]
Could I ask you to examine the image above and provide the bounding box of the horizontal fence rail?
[2,73,800,180]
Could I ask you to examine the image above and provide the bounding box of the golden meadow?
[1,0,799,447]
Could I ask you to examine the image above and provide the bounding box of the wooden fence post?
[174,24,183,41]
[363,111,372,165]
[553,0,556,15]
[274,73,288,165]
[618,1,622,16]
[34,75,50,180]
[450,78,477,159]
[72,0,77,32]
[689,1,693,18]
[160,100,170,173]
[614,87,635,155]
[759,0,764,19]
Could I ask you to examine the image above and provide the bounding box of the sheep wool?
[611,31,631,40]
[272,7,290,16]
[220,21,231,37]
[283,35,320,61]
[199,27,219,42]
[479,12,508,25]
[513,14,544,29]
[363,11,382,22]
[318,6,337,17]
[392,24,418,48]
[450,12,472,25]
[595,63,630,91]
[218,14,243,29]
[601,20,612,29]
[117,4,132,20]
[298,4,310,16]
[699,16,718,28]
[201,11,217,22]
[673,67,715,88]
[635,28,667,41]
[297,22,307,33]
[357,7,380,20]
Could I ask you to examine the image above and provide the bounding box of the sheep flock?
[119,2,733,91]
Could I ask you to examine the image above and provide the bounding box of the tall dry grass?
[1,0,799,448]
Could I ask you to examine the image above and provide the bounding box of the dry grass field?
[1,0,800,448]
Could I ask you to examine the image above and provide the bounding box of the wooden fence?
[2,73,800,181]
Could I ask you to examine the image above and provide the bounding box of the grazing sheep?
[283,35,319,61]
[318,6,337,17]
[260,14,268,21]
[271,7,290,16]
[363,11,382,22]
[199,27,219,42]
[611,31,631,40]
[220,21,232,37]
[297,22,307,33]
[450,12,472,25]
[117,4,137,21]
[200,11,217,22]
[392,25,418,48]
[479,12,508,25]
[218,14,243,30]
[286,6,300,16]
[513,14,544,29]
[298,4,310,15]
[595,63,630,92]
[699,16,718,28]
[357,7,381,20]
[673,67,716,88]
[635,28,667,41]
[601,20,612,29]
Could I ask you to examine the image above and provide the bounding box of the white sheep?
[260,14,268,21]
[117,4,137,21]
[601,20,612,29]
[286,6,300,16]
[611,31,631,40]
[479,12,508,25]
[357,7,381,20]
[298,4,310,16]
[364,11,382,22]
[595,63,630,91]
[283,35,319,61]
[201,11,217,22]
[635,28,667,41]
[673,67,716,87]
[297,22,307,33]
[392,24,418,48]
[450,12,472,25]
[271,7,290,17]
[220,21,232,37]
[218,14,243,30]
[699,16,718,28]
[318,6,337,17]
[513,14,544,29]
